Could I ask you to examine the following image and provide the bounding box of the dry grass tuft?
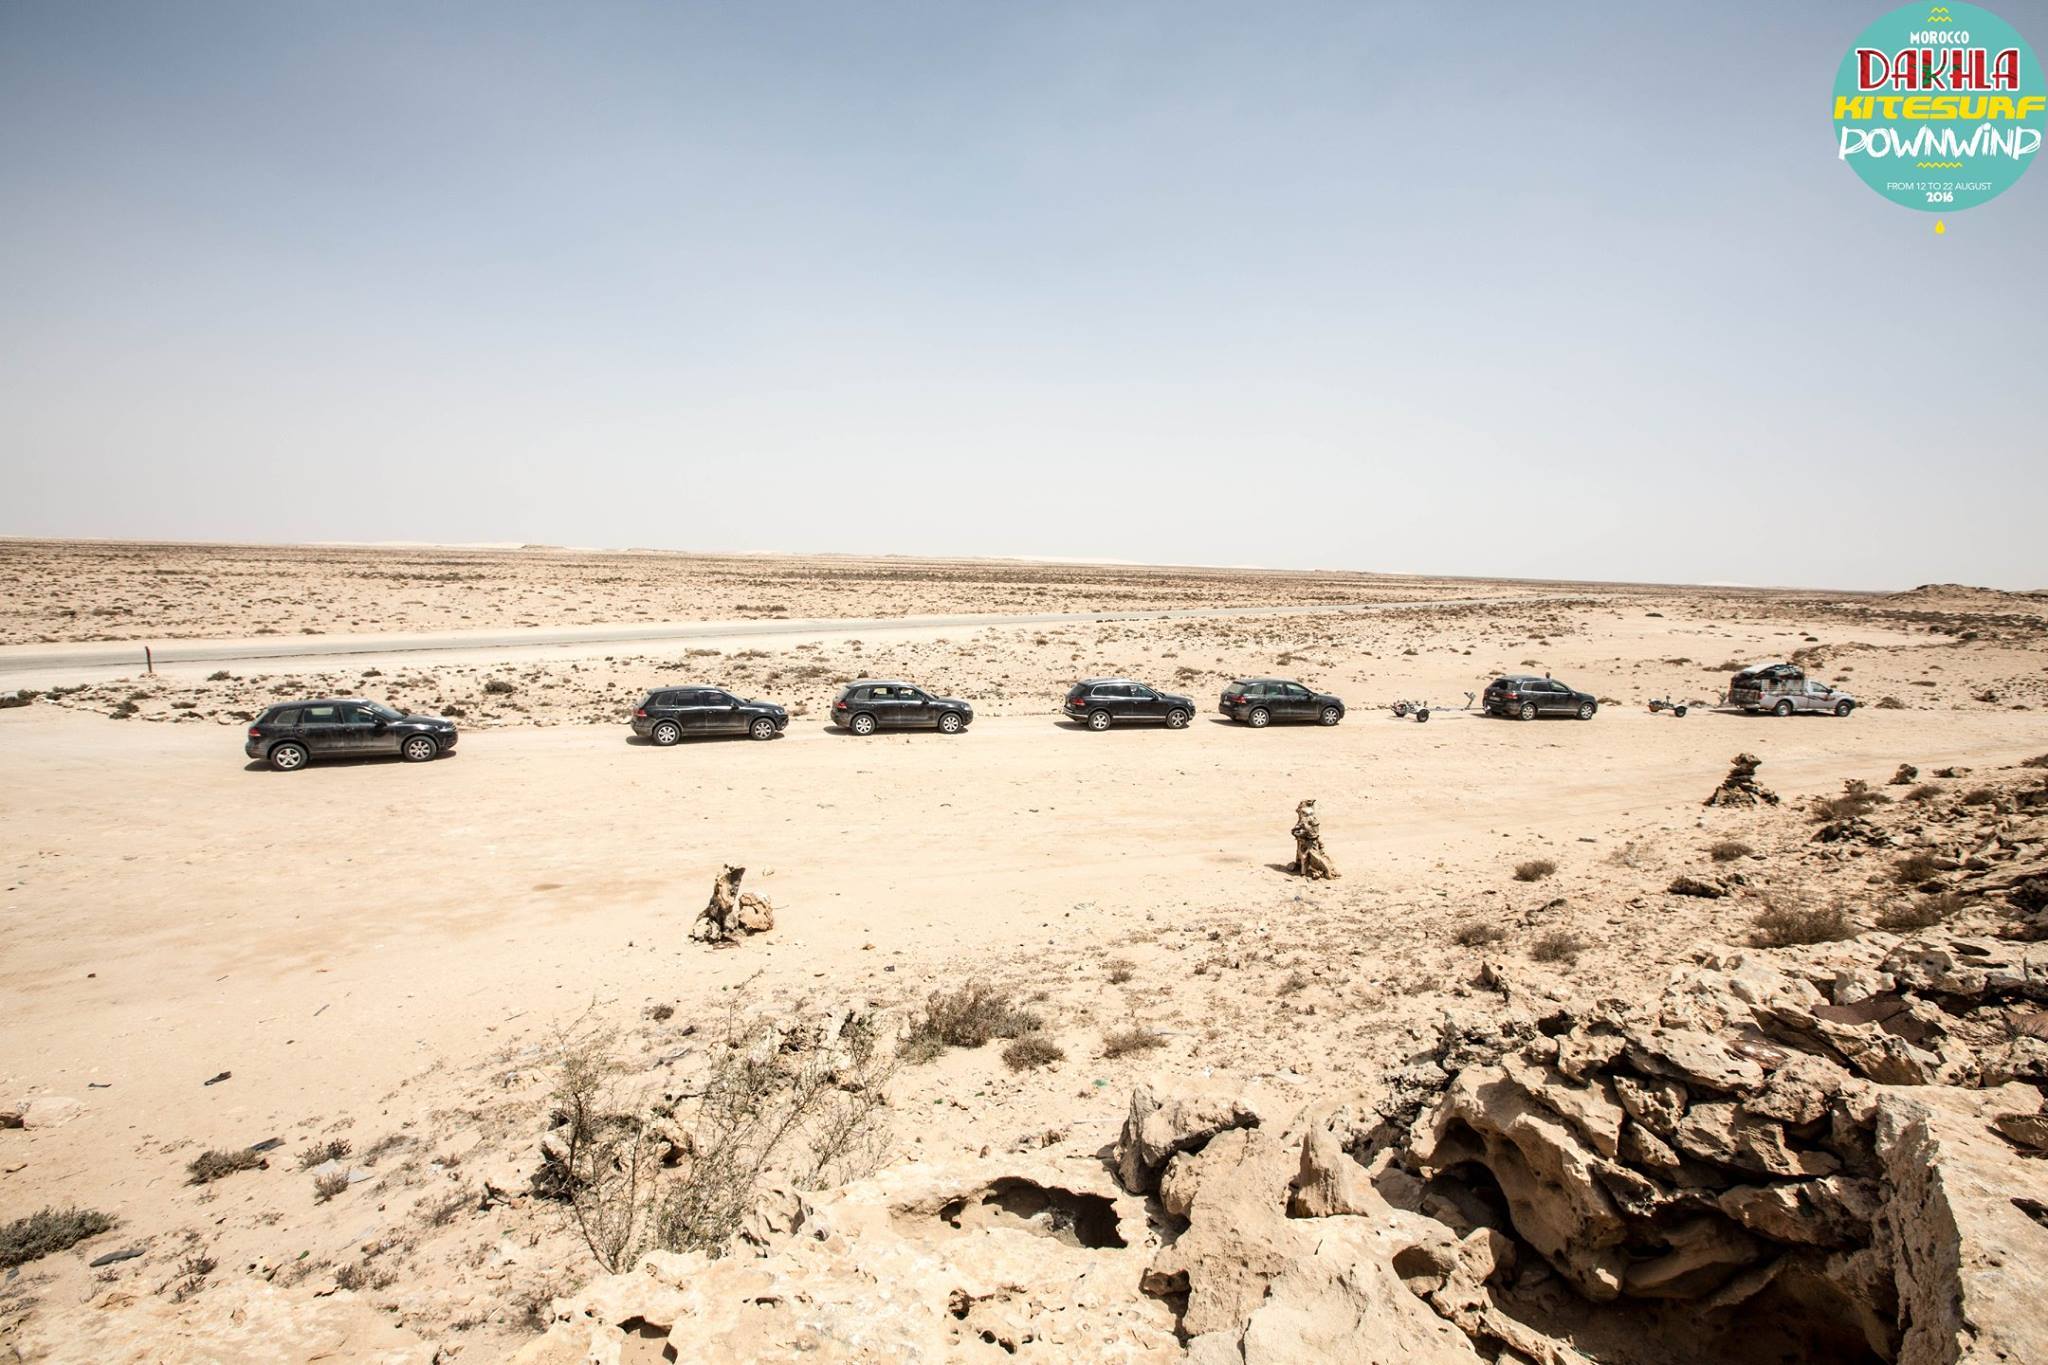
[1811,780,1888,823]
[187,1147,265,1185]
[1102,1026,1168,1059]
[312,1171,350,1202]
[1513,859,1557,882]
[296,1138,352,1170]
[901,982,1043,1063]
[1753,903,1857,947]
[1877,895,1961,932]
[1002,1034,1066,1070]
[1891,852,1944,886]
[1452,918,1508,948]
[1,1206,116,1268]
[1529,931,1584,964]
[1708,840,1753,863]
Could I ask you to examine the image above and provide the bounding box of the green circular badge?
[1833,2,2045,212]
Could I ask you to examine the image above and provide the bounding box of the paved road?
[0,596,1548,683]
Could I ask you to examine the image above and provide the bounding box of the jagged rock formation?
[691,864,775,943]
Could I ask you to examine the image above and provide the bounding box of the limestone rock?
[1112,1081,1260,1195]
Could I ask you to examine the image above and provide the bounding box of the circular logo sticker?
[1833,2,2045,212]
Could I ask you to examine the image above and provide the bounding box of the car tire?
[849,713,877,736]
[1319,705,1341,726]
[1674,705,1689,718]
[1577,702,1596,721]
[1248,706,1271,728]
[1773,699,1795,717]
[937,711,964,735]
[268,741,309,772]
[1834,699,1854,718]
[401,735,439,762]
[1519,702,1538,721]
[1393,701,1409,718]
[1088,709,1112,731]
[652,720,682,747]
[1416,709,1430,723]
[1165,708,1189,729]
[750,717,777,740]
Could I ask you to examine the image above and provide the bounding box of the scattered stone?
[1705,753,1778,807]
[1667,875,1726,899]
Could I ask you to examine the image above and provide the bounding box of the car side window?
[1098,685,1128,699]
[1282,684,1309,700]
[863,686,888,700]
[270,708,300,727]
[1130,686,1155,700]
[302,705,339,724]
[900,688,926,702]
[707,691,734,706]
[342,705,375,724]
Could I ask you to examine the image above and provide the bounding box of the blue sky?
[1,1,2042,588]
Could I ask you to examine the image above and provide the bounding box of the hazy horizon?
[3,2,2043,590]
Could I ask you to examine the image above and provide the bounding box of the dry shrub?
[1878,895,1961,932]
[1102,1026,1167,1059]
[1708,840,1753,863]
[1892,852,1944,886]
[1452,918,1508,948]
[1277,970,1310,995]
[901,982,1041,1062]
[1754,903,1857,947]
[1875,696,1906,709]
[297,1138,352,1171]
[1605,841,1652,869]
[1002,1034,1065,1070]
[1811,780,1888,823]
[187,1148,264,1185]
[1105,958,1135,985]
[1906,783,1942,803]
[1530,932,1584,964]
[312,1171,350,1202]
[1,1207,116,1268]
[1513,859,1557,883]
[1960,787,1998,806]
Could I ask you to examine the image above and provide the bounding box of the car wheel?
[1674,705,1689,718]
[268,741,309,772]
[750,716,777,740]
[849,712,877,736]
[1319,705,1341,726]
[401,735,439,762]
[652,720,682,747]
[937,711,964,734]
[1834,699,1854,718]
[1576,702,1596,721]
[1165,708,1189,729]
[1088,709,1112,731]
[1393,701,1409,718]
[1519,702,1538,721]
[1773,699,1795,717]
[1248,706,1271,728]
[1416,709,1430,723]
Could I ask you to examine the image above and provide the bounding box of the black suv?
[632,686,789,745]
[1483,675,1598,721]
[830,680,973,735]
[245,699,457,771]
[1219,679,1345,727]
[1063,679,1194,730]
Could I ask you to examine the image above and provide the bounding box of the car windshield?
[366,702,404,722]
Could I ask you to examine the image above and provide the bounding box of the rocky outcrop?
[691,864,775,943]
[1112,1080,1261,1195]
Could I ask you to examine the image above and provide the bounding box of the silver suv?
[1729,664,1856,717]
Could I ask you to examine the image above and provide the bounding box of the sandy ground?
[1,544,2045,1361]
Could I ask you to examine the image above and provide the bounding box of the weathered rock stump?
[691,864,775,944]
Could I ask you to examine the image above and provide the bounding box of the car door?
[1801,681,1830,714]
[703,690,746,734]
[297,703,346,755]
[1096,683,1130,721]
[1276,683,1313,722]
[861,685,899,728]
[675,689,716,735]
[895,686,935,727]
[1127,685,1162,722]
[1545,682,1574,715]
[340,703,394,754]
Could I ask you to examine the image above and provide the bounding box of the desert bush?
[1906,783,1942,803]
[297,1138,352,1171]
[1708,840,1753,863]
[1513,859,1557,882]
[1277,970,1310,995]
[186,1147,264,1185]
[1105,957,1135,985]
[1875,696,1906,710]
[900,982,1041,1062]
[312,1171,350,1202]
[1811,780,1888,823]
[1878,895,1960,932]
[1002,1034,1065,1070]
[1102,1026,1167,1059]
[1605,841,1652,869]
[0,1207,116,1268]
[1753,903,1856,947]
[1892,852,1944,886]
[1960,787,1998,806]
[645,1008,893,1262]
[1452,918,1508,947]
[1530,932,1584,964]
[170,1253,216,1302]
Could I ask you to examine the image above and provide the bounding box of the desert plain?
[1,538,2045,1364]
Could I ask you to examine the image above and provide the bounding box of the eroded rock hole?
[937,1178,1125,1249]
